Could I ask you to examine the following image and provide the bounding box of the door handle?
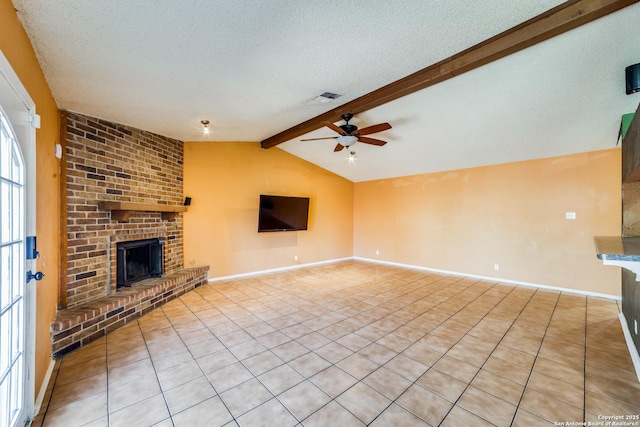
[26,271,44,283]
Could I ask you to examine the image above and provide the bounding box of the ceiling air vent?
[312,92,342,103]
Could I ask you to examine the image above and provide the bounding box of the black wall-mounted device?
[26,236,39,260]
[184,197,191,206]
[626,63,640,95]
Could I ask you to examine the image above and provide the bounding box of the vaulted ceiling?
[12,0,640,181]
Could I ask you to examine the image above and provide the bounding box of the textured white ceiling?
[12,0,640,182]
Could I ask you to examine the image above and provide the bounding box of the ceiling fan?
[300,113,392,152]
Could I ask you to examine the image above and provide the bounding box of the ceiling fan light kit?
[337,135,358,147]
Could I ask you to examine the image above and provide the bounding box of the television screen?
[258,195,310,232]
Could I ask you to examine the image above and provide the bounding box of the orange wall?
[1,0,60,403]
[183,142,353,277]
[354,148,622,296]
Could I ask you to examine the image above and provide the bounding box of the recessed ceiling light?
[200,120,210,134]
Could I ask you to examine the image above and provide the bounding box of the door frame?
[0,49,38,424]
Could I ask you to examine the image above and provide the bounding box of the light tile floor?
[33,260,640,426]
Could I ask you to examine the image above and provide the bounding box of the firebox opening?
[117,238,164,288]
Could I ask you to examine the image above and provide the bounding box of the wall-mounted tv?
[258,194,310,232]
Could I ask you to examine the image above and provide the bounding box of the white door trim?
[0,48,38,424]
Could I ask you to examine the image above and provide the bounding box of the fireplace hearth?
[117,238,164,288]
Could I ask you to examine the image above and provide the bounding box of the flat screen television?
[258,194,310,232]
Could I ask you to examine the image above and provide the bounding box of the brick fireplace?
[51,111,208,358]
[63,111,185,307]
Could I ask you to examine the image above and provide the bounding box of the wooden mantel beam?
[261,0,639,149]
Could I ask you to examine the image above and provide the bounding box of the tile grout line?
[583,296,588,423]
[105,333,111,426]
[506,289,563,426]
[205,285,307,424]
[355,275,496,425]
[160,298,243,424]
[210,278,330,424]
[429,283,541,427]
[305,272,472,425]
[365,278,526,426]
[323,274,471,425]
[34,360,61,426]
[382,276,543,424]
[133,319,176,426]
[171,285,333,424]
[240,268,470,425]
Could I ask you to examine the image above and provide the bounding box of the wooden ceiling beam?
[261,0,639,149]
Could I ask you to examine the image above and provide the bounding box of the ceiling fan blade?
[355,122,392,136]
[334,143,345,152]
[300,136,339,141]
[358,136,387,146]
[324,122,347,135]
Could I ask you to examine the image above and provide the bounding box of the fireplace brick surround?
[52,111,209,358]
[63,111,185,307]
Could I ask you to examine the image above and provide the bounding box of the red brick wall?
[64,111,184,308]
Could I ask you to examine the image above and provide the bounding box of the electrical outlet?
[494,264,499,271]
[294,255,298,261]
[376,250,380,256]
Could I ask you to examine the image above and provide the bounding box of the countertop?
[594,236,640,261]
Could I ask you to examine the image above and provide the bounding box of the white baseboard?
[619,312,640,383]
[354,257,621,301]
[207,257,353,283]
[209,256,620,300]
[207,256,622,301]
[32,358,56,418]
